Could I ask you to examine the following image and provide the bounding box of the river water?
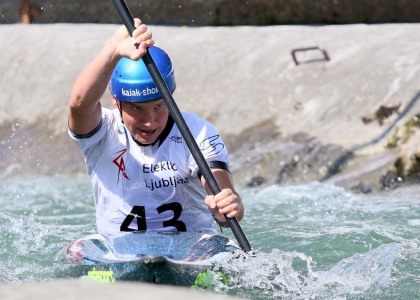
[0,173,419,299]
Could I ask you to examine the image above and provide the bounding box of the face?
[114,98,169,145]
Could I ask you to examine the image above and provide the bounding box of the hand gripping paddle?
[111,0,252,254]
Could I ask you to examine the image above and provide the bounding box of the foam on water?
[0,175,419,299]
[208,242,399,299]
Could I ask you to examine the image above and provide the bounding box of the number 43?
[120,202,186,232]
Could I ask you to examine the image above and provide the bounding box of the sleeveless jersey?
[69,108,230,235]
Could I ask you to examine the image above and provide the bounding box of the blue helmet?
[109,46,176,102]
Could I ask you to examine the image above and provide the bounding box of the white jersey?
[69,108,230,235]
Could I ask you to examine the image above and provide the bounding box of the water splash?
[203,243,398,299]
[0,174,96,283]
[208,183,415,299]
[0,176,418,298]
[0,211,47,283]
[209,249,315,299]
[316,243,399,297]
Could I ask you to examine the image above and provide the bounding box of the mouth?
[139,129,157,136]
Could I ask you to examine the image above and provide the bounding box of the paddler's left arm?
[202,168,244,228]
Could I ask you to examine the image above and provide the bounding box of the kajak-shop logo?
[121,87,159,97]
[113,149,130,185]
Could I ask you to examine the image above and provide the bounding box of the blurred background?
[2,0,420,192]
[2,0,420,26]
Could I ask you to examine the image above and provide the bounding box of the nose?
[142,111,156,127]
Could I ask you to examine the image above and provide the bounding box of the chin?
[137,136,157,145]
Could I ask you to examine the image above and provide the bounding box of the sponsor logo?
[113,149,130,185]
[121,87,159,97]
[170,135,183,143]
[86,268,115,283]
[141,161,188,191]
[144,176,189,191]
[200,135,225,157]
[143,161,177,173]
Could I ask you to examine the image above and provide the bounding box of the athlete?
[68,18,244,235]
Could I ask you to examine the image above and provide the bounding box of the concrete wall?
[2,0,420,26]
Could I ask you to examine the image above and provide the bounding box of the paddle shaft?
[111,0,252,253]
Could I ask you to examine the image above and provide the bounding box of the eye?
[155,103,164,109]
[132,105,142,111]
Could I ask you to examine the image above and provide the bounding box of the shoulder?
[103,107,119,120]
[70,107,120,141]
[174,112,222,143]
[100,107,123,130]
[181,112,216,130]
[181,112,201,122]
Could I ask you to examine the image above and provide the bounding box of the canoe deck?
[57,231,243,286]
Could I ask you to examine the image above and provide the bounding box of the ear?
[112,97,120,108]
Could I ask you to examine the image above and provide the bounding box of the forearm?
[68,19,153,135]
[69,40,120,112]
[68,37,122,135]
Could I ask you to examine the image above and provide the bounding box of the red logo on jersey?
[113,149,130,185]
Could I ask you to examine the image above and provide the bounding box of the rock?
[350,181,372,194]
[395,151,420,178]
[362,101,401,125]
[246,176,266,187]
[394,155,407,177]
[375,102,401,125]
[379,170,401,190]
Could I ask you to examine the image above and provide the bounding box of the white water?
[0,174,419,299]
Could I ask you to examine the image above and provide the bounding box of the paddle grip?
[111,0,252,254]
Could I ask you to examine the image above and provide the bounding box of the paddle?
[111,0,252,254]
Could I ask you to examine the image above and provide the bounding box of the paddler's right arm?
[68,18,154,136]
